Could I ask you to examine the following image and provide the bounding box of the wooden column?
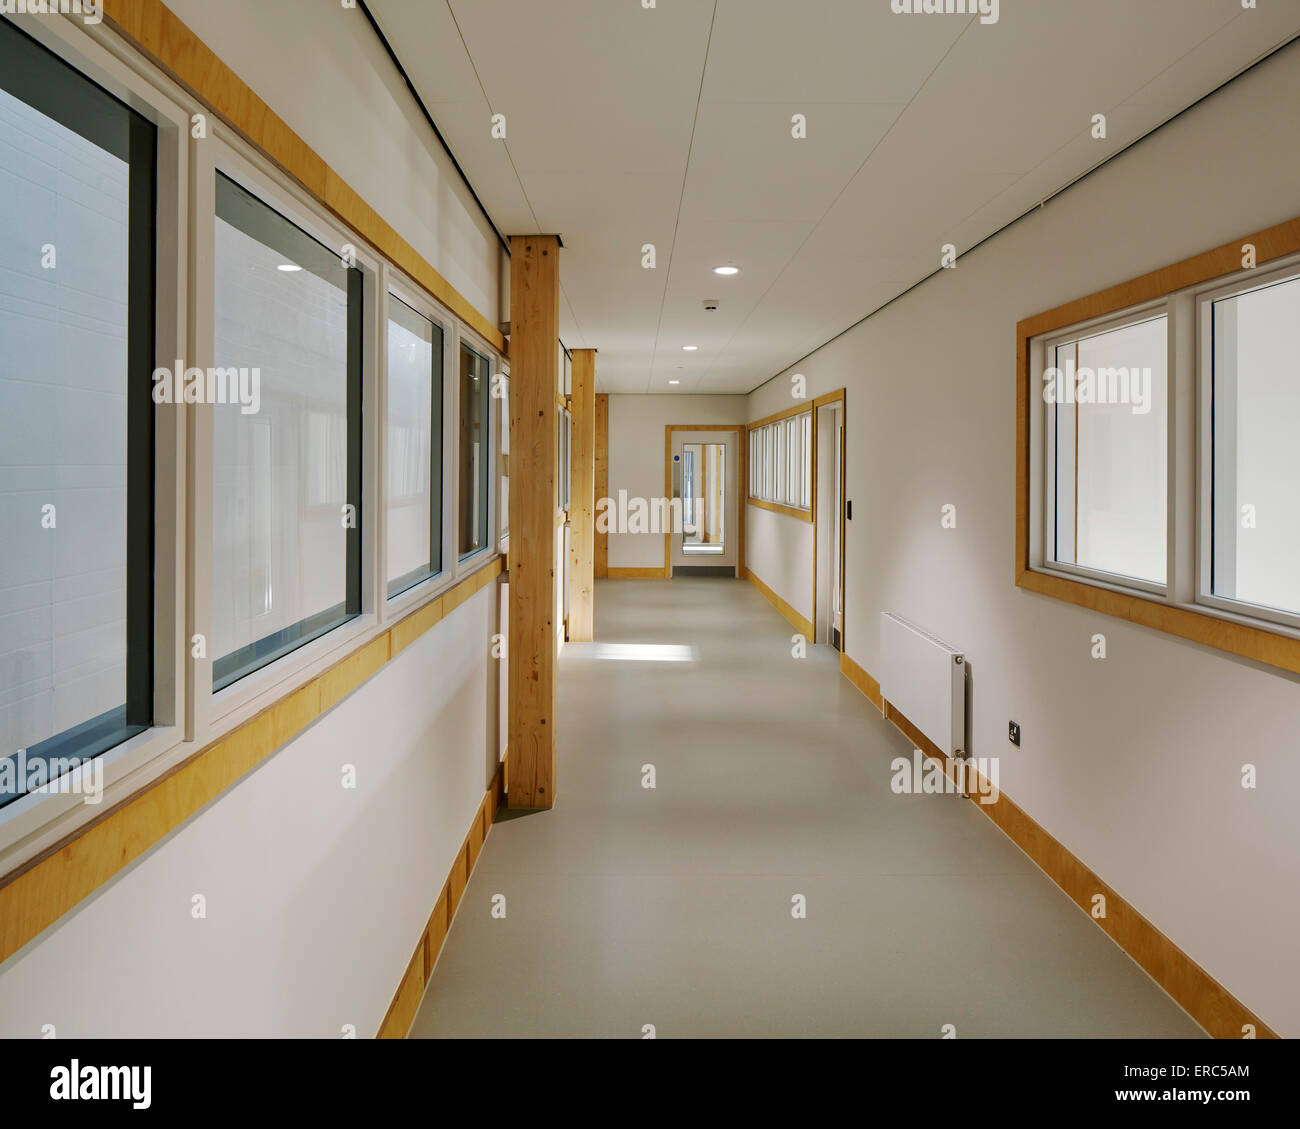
[568,349,597,641]
[594,393,609,578]
[508,235,560,809]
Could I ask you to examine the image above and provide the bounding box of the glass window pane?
[499,376,509,541]
[459,342,490,557]
[776,423,785,503]
[0,21,155,808]
[787,417,799,505]
[211,173,362,689]
[386,297,442,598]
[802,412,812,507]
[1050,316,1167,585]
[1212,275,1300,617]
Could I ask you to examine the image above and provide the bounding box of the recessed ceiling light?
[277,263,303,272]
[669,379,681,385]
[682,345,698,351]
[713,265,739,276]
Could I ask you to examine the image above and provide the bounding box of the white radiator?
[879,612,966,757]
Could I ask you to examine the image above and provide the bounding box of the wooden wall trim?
[1016,213,1300,675]
[0,556,504,967]
[839,651,882,711]
[839,657,1279,1039]
[746,570,813,638]
[606,567,669,580]
[377,752,507,1038]
[99,0,506,354]
[747,497,812,523]
[747,400,814,431]
[1017,216,1300,343]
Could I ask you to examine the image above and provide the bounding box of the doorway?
[667,427,740,577]
[814,400,844,649]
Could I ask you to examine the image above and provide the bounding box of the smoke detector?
[703,298,719,312]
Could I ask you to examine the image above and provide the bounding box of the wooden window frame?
[1016,214,1300,676]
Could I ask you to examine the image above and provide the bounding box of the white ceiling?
[367,0,1300,394]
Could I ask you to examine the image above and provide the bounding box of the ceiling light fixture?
[713,265,739,276]
[682,345,698,351]
[277,263,302,272]
[669,379,680,385]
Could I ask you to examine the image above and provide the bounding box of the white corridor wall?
[744,41,1300,1035]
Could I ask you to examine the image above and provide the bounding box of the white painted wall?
[0,585,500,1036]
[167,0,502,325]
[745,43,1300,1035]
[606,394,745,570]
[746,506,813,621]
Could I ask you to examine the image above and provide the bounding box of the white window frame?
[452,320,503,576]
[195,129,382,738]
[1194,254,1300,635]
[378,271,456,623]
[1037,301,1171,600]
[0,11,188,866]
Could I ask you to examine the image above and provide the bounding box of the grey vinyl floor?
[409,578,1202,1038]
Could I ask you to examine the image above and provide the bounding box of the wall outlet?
[1008,721,1021,747]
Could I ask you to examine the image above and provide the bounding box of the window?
[795,413,806,504]
[749,429,758,497]
[747,410,813,513]
[498,373,509,546]
[386,295,443,598]
[458,341,491,558]
[0,20,156,808]
[559,407,572,513]
[210,172,363,690]
[1020,237,1300,674]
[1044,313,1167,587]
[1206,269,1300,623]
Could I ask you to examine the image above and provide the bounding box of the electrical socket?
[1008,720,1021,747]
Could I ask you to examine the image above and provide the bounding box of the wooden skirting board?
[838,650,1278,1039]
[747,570,814,639]
[377,751,507,1038]
[0,557,505,968]
[605,567,669,580]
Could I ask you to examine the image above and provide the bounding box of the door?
[669,429,739,576]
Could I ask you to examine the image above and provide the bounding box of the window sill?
[747,497,813,523]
